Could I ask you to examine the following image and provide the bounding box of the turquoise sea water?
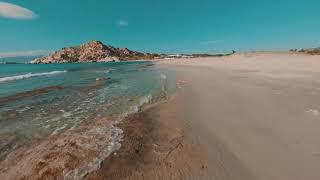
[0,61,176,166]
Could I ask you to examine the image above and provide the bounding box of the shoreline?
[1,97,184,180]
[85,95,209,179]
[2,52,320,179]
[0,60,178,179]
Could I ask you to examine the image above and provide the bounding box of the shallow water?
[0,61,176,178]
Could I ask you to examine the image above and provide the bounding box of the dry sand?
[156,52,320,180]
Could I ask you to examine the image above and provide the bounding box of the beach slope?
[156,53,320,180]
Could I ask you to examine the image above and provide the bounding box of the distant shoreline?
[2,50,319,64]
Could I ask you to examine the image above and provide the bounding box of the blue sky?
[0,0,320,56]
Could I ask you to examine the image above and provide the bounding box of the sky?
[0,0,320,56]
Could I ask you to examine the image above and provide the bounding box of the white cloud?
[201,40,224,45]
[116,20,128,27]
[0,50,49,58]
[0,2,37,20]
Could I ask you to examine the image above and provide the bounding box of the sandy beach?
[1,0,320,179]
[85,52,320,180]
[155,52,320,180]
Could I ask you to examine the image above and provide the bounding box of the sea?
[0,58,176,178]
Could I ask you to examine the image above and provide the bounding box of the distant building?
[164,54,194,59]
[168,54,182,58]
[181,55,194,58]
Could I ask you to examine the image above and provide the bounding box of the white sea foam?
[160,73,167,79]
[64,125,123,179]
[66,95,152,179]
[51,123,68,135]
[119,94,153,119]
[0,70,67,83]
[94,68,113,74]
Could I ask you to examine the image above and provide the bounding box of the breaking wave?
[0,94,154,179]
[0,70,67,83]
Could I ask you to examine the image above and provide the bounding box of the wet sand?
[0,114,122,179]
[86,96,211,180]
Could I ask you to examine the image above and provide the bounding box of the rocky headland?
[31,40,158,63]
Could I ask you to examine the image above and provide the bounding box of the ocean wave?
[0,70,67,83]
[0,93,155,179]
[0,118,123,180]
[93,68,114,74]
[65,94,153,178]
[119,94,153,119]
[0,67,174,179]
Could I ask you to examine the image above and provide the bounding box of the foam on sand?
[0,93,156,179]
[0,117,123,180]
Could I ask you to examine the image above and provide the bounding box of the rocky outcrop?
[32,40,157,63]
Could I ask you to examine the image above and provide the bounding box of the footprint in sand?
[305,109,320,116]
